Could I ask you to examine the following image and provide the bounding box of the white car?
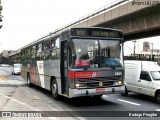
[12,63,21,75]
[122,60,160,103]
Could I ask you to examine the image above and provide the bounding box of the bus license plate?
[96,88,105,92]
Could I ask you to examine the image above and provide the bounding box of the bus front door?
[61,41,68,95]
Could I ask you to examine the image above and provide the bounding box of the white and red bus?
[21,27,125,99]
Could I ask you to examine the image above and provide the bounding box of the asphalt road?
[0,66,160,120]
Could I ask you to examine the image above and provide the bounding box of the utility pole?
[150,43,154,61]
[132,40,137,59]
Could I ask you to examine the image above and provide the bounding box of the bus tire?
[51,79,60,100]
[121,86,128,96]
[155,92,160,104]
[27,73,32,87]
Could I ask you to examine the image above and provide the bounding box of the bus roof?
[21,27,123,49]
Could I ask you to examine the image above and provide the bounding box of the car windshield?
[69,39,122,69]
[150,71,160,80]
[14,64,21,68]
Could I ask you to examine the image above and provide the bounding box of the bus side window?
[31,45,36,59]
[42,50,49,60]
[55,37,60,48]
[36,52,42,60]
[51,39,55,48]
[50,49,57,60]
[25,48,30,60]
[36,43,42,60]
[43,41,50,50]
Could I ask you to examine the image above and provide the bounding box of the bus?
[21,27,125,99]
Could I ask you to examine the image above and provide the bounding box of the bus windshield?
[69,39,122,69]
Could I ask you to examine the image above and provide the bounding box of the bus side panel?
[43,60,50,90]
[47,60,61,92]
[33,60,50,90]
[36,60,47,89]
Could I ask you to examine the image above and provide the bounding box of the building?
[0,50,12,58]
[125,41,160,64]
[0,50,12,64]
[8,49,21,64]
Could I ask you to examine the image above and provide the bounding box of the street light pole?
[132,40,137,59]
[150,43,153,61]
[150,43,154,61]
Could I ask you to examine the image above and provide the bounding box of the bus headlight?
[76,83,85,87]
[114,81,122,85]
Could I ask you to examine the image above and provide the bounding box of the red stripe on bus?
[68,71,98,78]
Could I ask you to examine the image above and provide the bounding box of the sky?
[0,0,160,55]
[0,0,113,52]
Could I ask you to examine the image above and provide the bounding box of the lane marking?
[0,76,7,80]
[48,106,58,111]
[117,99,141,105]
[0,92,40,111]
[0,92,56,120]
[33,96,40,100]
[25,90,31,94]
[19,86,31,94]
[103,95,108,97]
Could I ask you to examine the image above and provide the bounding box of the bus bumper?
[69,85,125,98]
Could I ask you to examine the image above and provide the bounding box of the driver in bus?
[79,52,89,60]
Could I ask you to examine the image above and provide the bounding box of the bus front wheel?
[51,79,60,100]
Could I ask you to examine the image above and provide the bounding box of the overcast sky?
[0,0,114,52]
[0,0,160,55]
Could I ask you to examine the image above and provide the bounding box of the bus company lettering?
[68,72,99,78]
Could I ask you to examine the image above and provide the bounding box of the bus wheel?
[27,73,32,87]
[121,86,128,96]
[51,79,59,99]
[155,92,160,104]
